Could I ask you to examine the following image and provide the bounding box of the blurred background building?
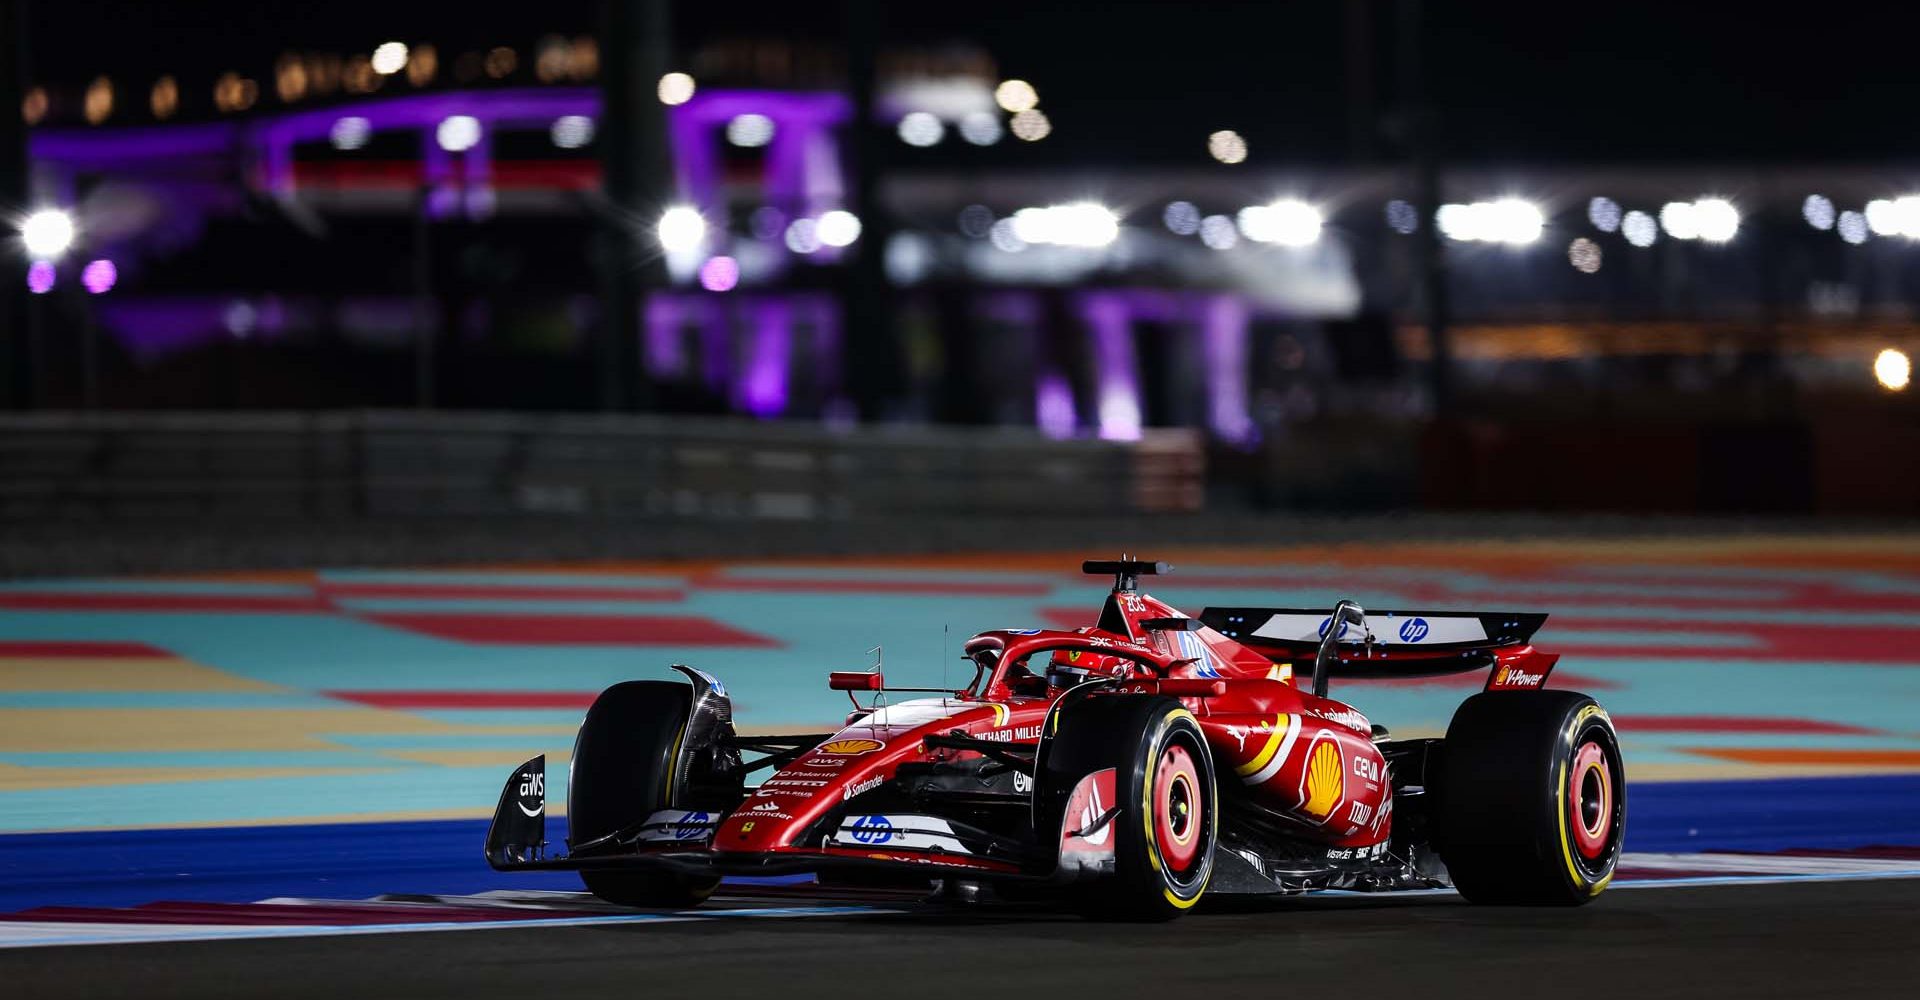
[0,0,1916,532]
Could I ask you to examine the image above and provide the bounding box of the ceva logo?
[1399,617,1430,643]
[849,814,894,845]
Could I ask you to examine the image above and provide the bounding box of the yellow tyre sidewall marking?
[1145,708,1209,909]
[1556,703,1614,895]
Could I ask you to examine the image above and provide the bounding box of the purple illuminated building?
[26,83,1347,438]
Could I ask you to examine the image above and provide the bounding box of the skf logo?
[818,739,885,755]
[1299,738,1343,821]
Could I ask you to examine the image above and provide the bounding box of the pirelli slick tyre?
[1437,691,1626,906]
[579,868,718,909]
[1047,696,1218,921]
[570,681,721,908]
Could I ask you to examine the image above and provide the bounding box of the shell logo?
[1495,665,1510,685]
[818,738,885,755]
[1300,738,1344,821]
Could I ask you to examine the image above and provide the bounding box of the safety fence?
[0,411,1204,522]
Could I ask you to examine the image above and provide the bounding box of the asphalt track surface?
[3,878,1914,999]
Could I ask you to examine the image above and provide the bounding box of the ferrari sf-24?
[486,559,1625,918]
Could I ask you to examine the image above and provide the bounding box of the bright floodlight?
[1236,200,1320,246]
[988,217,1025,253]
[1010,203,1119,248]
[784,217,822,254]
[550,115,595,149]
[1163,201,1201,235]
[1693,198,1739,243]
[1487,198,1543,244]
[816,210,862,247]
[726,113,775,147]
[1622,210,1658,247]
[1009,108,1050,141]
[1267,200,1321,246]
[1567,238,1602,274]
[657,72,696,106]
[897,111,944,147]
[1436,199,1540,244]
[656,206,707,253]
[1891,196,1920,239]
[1865,199,1899,236]
[994,79,1038,113]
[1588,196,1623,233]
[1802,194,1836,231]
[957,111,1002,146]
[20,209,76,259]
[435,115,482,152]
[1199,214,1237,249]
[1659,201,1700,240]
[1876,348,1912,391]
[371,42,409,76]
[1838,210,1869,245]
[1207,130,1248,165]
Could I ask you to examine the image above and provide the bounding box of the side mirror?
[829,671,883,691]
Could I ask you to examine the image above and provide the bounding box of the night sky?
[24,1,1920,165]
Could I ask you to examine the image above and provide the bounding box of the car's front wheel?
[1046,695,1218,920]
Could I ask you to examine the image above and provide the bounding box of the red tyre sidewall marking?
[1153,743,1201,871]
[1569,740,1611,859]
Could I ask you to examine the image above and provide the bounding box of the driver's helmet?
[1046,648,1126,689]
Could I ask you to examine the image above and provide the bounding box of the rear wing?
[1199,606,1551,694]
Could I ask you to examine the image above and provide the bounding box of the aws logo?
[515,771,544,817]
[1298,736,1344,823]
[818,739,884,755]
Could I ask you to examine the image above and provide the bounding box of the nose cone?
[715,736,892,852]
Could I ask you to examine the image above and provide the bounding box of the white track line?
[7,861,1920,949]
[0,906,898,951]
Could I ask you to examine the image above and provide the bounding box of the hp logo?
[850,815,894,845]
[673,811,711,840]
[1399,618,1430,643]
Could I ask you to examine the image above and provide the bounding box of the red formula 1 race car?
[485,559,1625,918]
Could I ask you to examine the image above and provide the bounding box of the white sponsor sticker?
[1251,613,1488,645]
[828,814,971,855]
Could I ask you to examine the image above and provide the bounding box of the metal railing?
[0,411,1204,522]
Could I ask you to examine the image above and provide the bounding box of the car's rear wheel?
[569,681,723,908]
[1436,690,1625,905]
[1045,695,1217,920]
